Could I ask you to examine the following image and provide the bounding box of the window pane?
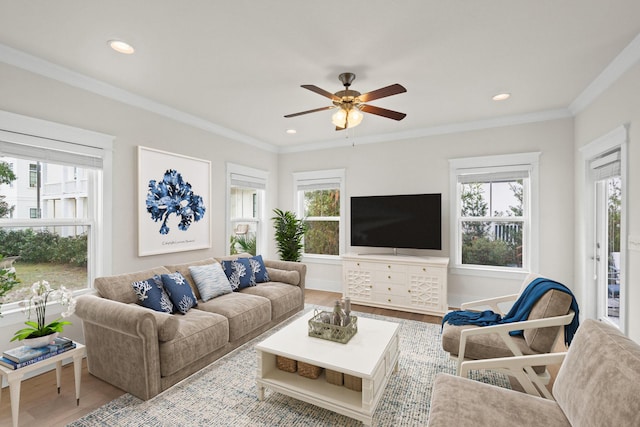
[304,189,340,217]
[304,220,339,255]
[230,187,258,219]
[1,157,91,220]
[461,180,523,217]
[461,220,523,267]
[229,186,262,256]
[0,226,89,304]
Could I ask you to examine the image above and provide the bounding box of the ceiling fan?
[284,72,407,130]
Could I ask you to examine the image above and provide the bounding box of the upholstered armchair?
[441,274,576,398]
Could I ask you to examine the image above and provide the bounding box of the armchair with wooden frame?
[441,274,576,399]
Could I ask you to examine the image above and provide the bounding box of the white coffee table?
[255,311,400,426]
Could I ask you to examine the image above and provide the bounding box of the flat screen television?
[350,193,442,250]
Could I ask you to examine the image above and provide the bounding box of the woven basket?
[298,362,323,379]
[344,373,362,391]
[325,369,343,386]
[276,355,297,373]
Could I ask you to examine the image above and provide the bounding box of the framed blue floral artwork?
[138,146,211,256]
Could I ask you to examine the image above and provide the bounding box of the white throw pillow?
[189,263,233,302]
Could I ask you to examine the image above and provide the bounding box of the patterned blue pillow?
[249,255,270,283]
[131,275,174,314]
[221,258,256,291]
[161,272,198,314]
[189,263,233,302]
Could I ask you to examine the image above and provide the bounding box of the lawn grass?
[7,261,87,302]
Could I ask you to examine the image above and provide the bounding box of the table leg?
[56,360,62,394]
[257,383,264,401]
[73,353,83,406]
[7,372,24,427]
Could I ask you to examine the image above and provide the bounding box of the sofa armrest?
[75,294,163,400]
[264,259,307,290]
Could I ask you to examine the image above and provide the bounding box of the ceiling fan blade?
[360,104,407,121]
[301,85,341,102]
[284,106,335,118]
[335,126,346,131]
[357,84,407,103]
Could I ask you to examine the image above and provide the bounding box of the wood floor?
[0,289,556,426]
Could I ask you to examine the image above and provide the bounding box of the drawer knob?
[388,287,391,291]
[422,268,426,272]
[387,265,391,269]
[357,263,360,266]
[388,298,391,302]
[388,275,391,279]
[408,289,411,293]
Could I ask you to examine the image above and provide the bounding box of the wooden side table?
[0,343,85,427]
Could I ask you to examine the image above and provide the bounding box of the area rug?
[69,307,510,426]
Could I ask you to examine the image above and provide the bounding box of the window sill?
[301,254,342,265]
[449,265,529,281]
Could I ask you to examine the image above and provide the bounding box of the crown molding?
[0,43,278,153]
[278,108,572,153]
[569,32,640,115]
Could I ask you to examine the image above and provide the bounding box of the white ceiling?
[1,1,639,152]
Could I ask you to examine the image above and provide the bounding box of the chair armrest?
[456,311,575,379]
[460,293,520,315]
[460,352,568,399]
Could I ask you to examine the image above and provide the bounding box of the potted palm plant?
[271,209,307,262]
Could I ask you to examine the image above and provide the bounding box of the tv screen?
[350,194,442,250]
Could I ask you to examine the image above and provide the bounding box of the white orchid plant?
[11,280,76,342]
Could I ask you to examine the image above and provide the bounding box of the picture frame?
[137,146,211,256]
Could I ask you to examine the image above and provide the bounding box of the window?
[29,163,37,187]
[0,110,113,312]
[293,169,345,258]
[227,163,267,256]
[450,153,539,275]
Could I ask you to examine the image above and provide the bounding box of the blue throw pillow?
[249,255,270,283]
[189,263,233,302]
[221,258,256,291]
[161,272,198,314]
[131,275,174,313]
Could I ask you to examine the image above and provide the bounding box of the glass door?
[595,176,622,326]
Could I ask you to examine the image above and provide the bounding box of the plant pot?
[22,332,58,349]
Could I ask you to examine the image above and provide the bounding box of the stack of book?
[0,337,76,370]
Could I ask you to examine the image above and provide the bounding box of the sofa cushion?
[196,292,271,342]
[248,255,270,283]
[428,374,569,427]
[441,322,545,373]
[265,267,300,286]
[164,258,218,301]
[131,275,174,314]
[95,266,172,303]
[523,289,572,353]
[221,258,256,290]
[553,319,640,427]
[158,309,229,377]
[161,272,198,314]
[240,282,302,320]
[189,263,233,302]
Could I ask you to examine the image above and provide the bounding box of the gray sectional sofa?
[75,254,306,400]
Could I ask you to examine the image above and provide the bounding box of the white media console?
[342,253,449,316]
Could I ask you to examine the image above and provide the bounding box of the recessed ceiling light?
[492,93,511,101]
[108,40,135,55]
[286,129,297,134]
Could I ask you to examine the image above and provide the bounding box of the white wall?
[278,118,575,307]
[574,62,640,342]
[0,62,281,360]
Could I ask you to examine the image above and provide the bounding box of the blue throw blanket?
[442,277,580,345]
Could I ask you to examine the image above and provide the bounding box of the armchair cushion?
[524,289,572,352]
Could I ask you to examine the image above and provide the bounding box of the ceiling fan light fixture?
[332,106,363,129]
